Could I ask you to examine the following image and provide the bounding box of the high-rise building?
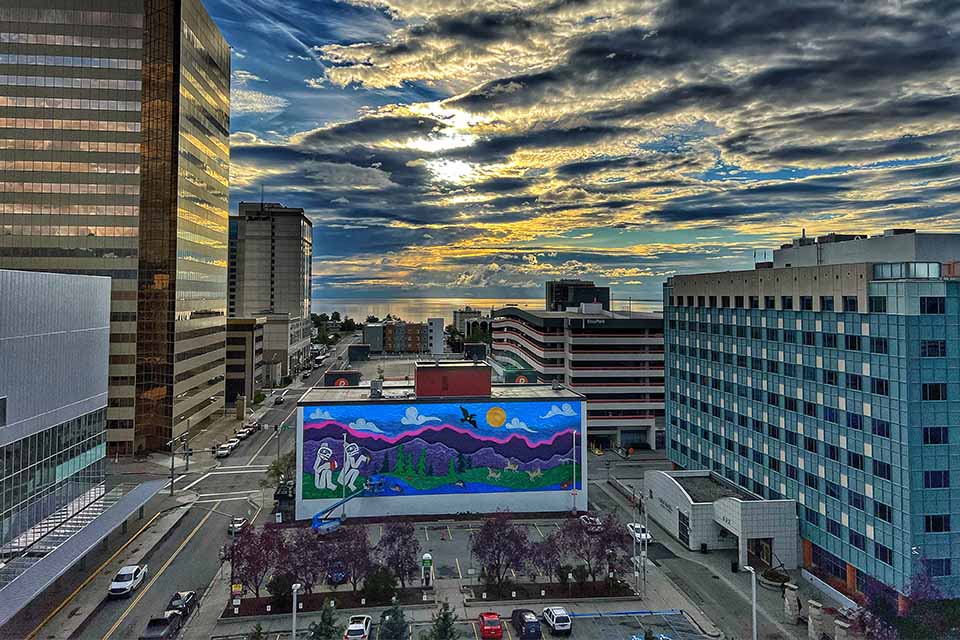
[0,0,230,454]
[228,202,313,381]
[663,229,960,602]
[225,317,265,404]
[492,303,665,450]
[545,279,610,311]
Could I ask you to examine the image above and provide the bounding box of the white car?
[627,522,653,544]
[108,564,147,597]
[343,614,372,640]
[228,517,248,535]
[215,444,232,458]
[236,428,252,440]
[579,514,603,534]
[224,438,241,451]
[542,606,572,636]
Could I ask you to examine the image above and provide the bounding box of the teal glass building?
[664,230,960,602]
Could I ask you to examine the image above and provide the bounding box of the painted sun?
[486,406,507,427]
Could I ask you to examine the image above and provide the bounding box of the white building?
[427,317,444,355]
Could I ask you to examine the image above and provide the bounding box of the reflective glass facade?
[136,0,229,450]
[0,1,144,452]
[665,263,960,597]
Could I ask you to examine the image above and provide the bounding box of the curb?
[465,594,638,606]
[218,600,438,624]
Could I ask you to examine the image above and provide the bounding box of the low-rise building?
[492,302,665,450]
[226,317,265,404]
[363,321,430,354]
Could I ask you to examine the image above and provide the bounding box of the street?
[27,334,359,640]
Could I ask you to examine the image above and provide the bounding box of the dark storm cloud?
[297,115,447,147]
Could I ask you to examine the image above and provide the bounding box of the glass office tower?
[0,0,229,453]
[664,230,960,603]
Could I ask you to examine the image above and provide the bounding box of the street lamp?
[291,582,303,639]
[744,565,757,640]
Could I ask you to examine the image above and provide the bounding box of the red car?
[478,612,503,639]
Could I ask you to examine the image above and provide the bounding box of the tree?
[267,571,297,608]
[307,601,343,640]
[422,601,461,640]
[331,311,341,322]
[905,557,946,631]
[530,532,565,583]
[366,315,380,323]
[380,453,392,474]
[456,453,466,474]
[416,449,427,476]
[264,450,296,488]
[379,602,409,640]
[364,565,398,604]
[247,623,267,640]
[233,526,282,597]
[376,522,421,588]
[446,458,456,478]
[284,528,328,594]
[395,445,407,475]
[330,526,373,591]
[560,512,630,582]
[470,511,529,596]
[341,317,358,331]
[445,325,463,353]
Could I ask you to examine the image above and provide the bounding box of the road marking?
[455,557,462,580]
[196,496,252,504]
[25,511,165,640]
[534,523,545,539]
[504,621,514,640]
[247,432,278,466]
[423,525,429,541]
[198,490,257,498]
[180,472,211,491]
[207,468,270,476]
[447,524,453,540]
[471,621,480,640]
[510,568,517,578]
[101,501,220,640]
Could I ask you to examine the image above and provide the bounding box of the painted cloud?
[309,408,334,421]
[400,406,441,425]
[541,403,577,419]
[505,417,536,434]
[348,418,385,434]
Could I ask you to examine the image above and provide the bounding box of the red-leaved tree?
[329,526,373,591]
[283,527,328,594]
[560,512,630,582]
[375,522,421,588]
[233,526,282,597]
[470,511,529,596]
[529,531,566,583]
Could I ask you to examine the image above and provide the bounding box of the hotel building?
[664,229,960,600]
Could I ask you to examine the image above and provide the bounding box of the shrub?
[266,572,297,608]
[364,566,398,604]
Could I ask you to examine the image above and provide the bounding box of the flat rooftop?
[675,474,759,503]
[502,307,662,320]
[299,382,582,405]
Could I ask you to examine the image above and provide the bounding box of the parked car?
[228,517,247,535]
[224,438,241,451]
[215,444,232,458]
[274,395,285,406]
[138,610,182,640]
[578,514,603,534]
[236,428,252,440]
[541,606,572,636]
[166,590,197,616]
[478,611,503,639]
[343,614,372,639]
[109,564,147,597]
[302,371,311,380]
[510,609,542,639]
[626,522,653,544]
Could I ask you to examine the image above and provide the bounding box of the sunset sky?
[205,0,959,302]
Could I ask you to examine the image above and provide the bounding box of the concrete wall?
[644,470,737,552]
[773,231,960,268]
[363,324,384,352]
[714,497,799,569]
[0,270,109,447]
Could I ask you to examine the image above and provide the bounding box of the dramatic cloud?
[205,0,960,305]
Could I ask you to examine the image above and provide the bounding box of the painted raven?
[459,406,478,429]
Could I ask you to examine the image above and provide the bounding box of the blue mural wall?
[298,400,584,507]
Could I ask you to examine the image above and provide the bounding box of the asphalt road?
[61,334,361,640]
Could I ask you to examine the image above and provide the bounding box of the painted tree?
[447,458,456,477]
[456,453,467,474]
[375,521,421,588]
[233,526,282,597]
[380,453,391,474]
[470,511,529,596]
[395,445,407,475]
[330,526,373,591]
[416,448,427,476]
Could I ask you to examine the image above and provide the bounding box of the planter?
[221,587,431,619]
[463,580,634,604]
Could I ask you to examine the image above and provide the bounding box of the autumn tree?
[329,526,373,591]
[529,531,566,583]
[376,522,421,588]
[560,512,630,582]
[283,527,328,594]
[470,511,529,596]
[233,526,282,597]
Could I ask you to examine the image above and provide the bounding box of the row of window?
[0,96,140,111]
[669,294,946,315]
[0,139,140,153]
[0,118,141,132]
[0,32,142,49]
[0,204,139,216]
[0,182,139,195]
[0,160,139,174]
[0,53,142,69]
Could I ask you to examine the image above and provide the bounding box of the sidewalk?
[27,492,197,640]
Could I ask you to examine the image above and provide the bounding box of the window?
[923,427,949,445]
[735,295,744,308]
[785,430,798,446]
[843,296,859,312]
[873,460,892,481]
[781,296,794,310]
[803,366,818,382]
[875,543,893,565]
[870,338,888,354]
[739,444,748,457]
[921,340,946,357]
[825,480,841,498]
[868,296,887,313]
[845,335,862,351]
[786,464,798,480]
[920,297,946,314]
[929,559,952,577]
[847,413,863,430]
[847,373,863,390]
[721,296,730,307]
[751,327,763,340]
[783,330,797,344]
[875,502,892,523]
[804,401,818,418]
[824,407,839,423]
[800,296,813,311]
[784,363,797,377]
[827,519,841,537]
[848,490,865,510]
[824,370,838,386]
[872,419,891,438]
[925,515,951,533]
[870,378,889,396]
[766,328,779,341]
[848,452,864,470]
[805,507,820,525]
[924,470,950,488]
[767,360,780,374]
[753,451,764,464]
[826,444,840,461]
[922,383,947,401]
[805,473,819,490]
[785,397,798,413]
[768,424,780,439]
[765,296,776,309]
[823,333,837,348]
[803,331,816,346]
[820,296,834,311]
[768,457,780,472]
[708,296,716,307]
[849,530,866,550]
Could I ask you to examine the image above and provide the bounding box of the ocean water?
[311,296,660,324]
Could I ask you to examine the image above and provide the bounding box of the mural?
[300,400,583,500]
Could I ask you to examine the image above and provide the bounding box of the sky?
[205,0,959,303]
